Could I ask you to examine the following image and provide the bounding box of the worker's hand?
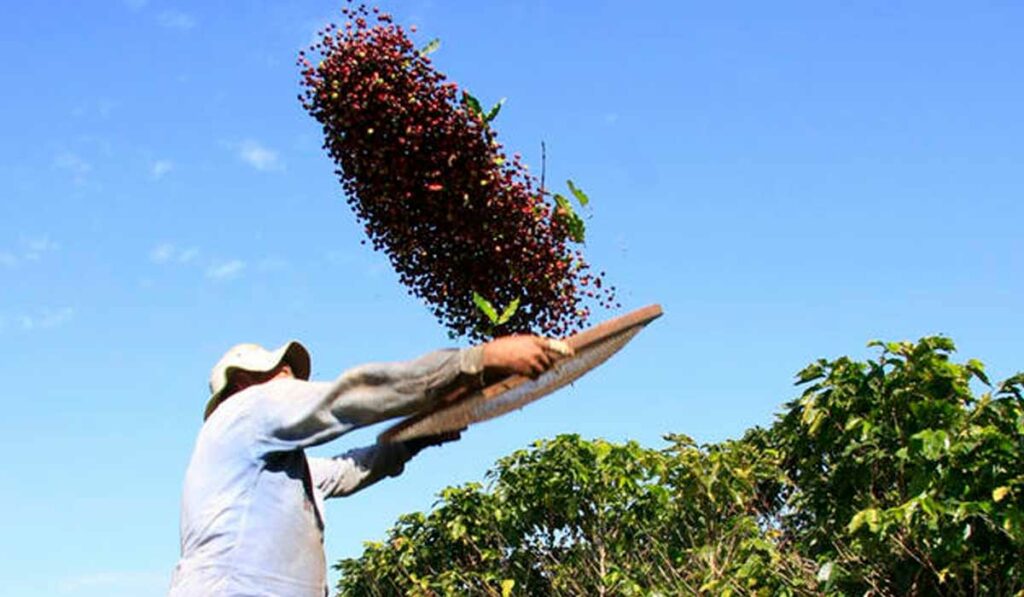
[403,429,463,456]
[482,335,573,378]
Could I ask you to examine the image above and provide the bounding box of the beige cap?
[204,340,311,420]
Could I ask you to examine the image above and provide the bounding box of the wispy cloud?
[23,236,59,260]
[150,243,174,263]
[53,152,93,185]
[19,307,74,331]
[238,139,284,171]
[151,159,174,179]
[148,243,270,283]
[325,250,389,278]
[71,98,118,120]
[158,10,196,31]
[150,242,199,264]
[257,256,289,272]
[178,247,200,263]
[325,250,352,265]
[59,569,168,594]
[0,236,59,267]
[206,259,246,280]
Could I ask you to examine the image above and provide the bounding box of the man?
[169,335,566,596]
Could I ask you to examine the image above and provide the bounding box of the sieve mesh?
[379,304,662,443]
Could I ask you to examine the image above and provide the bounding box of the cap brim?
[204,340,311,420]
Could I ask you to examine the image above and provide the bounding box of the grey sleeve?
[255,346,484,451]
[307,444,411,498]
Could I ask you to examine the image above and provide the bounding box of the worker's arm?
[253,347,482,450]
[253,336,563,451]
[307,431,461,498]
[307,444,409,498]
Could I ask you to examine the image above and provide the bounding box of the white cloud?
[23,235,59,260]
[40,307,74,329]
[325,250,352,265]
[97,99,117,118]
[150,243,175,263]
[53,152,92,185]
[19,307,74,331]
[150,243,199,264]
[148,244,278,283]
[151,159,174,179]
[325,249,389,278]
[58,570,168,594]
[206,260,246,280]
[158,10,196,30]
[257,256,289,272]
[238,140,283,171]
[177,247,199,264]
[71,98,118,120]
[0,236,59,266]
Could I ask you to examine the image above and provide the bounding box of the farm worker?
[169,335,568,596]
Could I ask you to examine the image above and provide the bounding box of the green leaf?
[419,38,441,56]
[816,561,834,583]
[967,358,991,385]
[994,486,1011,503]
[484,98,506,122]
[843,416,864,432]
[795,362,824,384]
[472,291,499,324]
[463,92,483,118]
[553,194,586,243]
[496,297,520,325]
[698,580,719,593]
[911,429,950,460]
[566,179,590,207]
[446,519,466,540]
[500,579,515,597]
[848,508,880,533]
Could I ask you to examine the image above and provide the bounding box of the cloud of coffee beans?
[299,2,617,340]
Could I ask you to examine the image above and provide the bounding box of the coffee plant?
[299,2,616,341]
[336,337,1024,596]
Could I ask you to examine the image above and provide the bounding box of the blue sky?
[1,1,1022,595]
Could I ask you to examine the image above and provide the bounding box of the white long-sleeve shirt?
[169,347,484,596]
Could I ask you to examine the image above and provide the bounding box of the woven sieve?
[378,304,662,443]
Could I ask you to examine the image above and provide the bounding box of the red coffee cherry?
[299,2,616,341]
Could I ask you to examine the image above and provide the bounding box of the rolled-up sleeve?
[307,443,410,498]
[254,346,484,451]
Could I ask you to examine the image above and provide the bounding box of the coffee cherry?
[300,2,616,341]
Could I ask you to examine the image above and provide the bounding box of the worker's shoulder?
[200,388,266,441]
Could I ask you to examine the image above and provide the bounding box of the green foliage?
[461,92,504,124]
[419,38,440,57]
[566,179,589,207]
[552,179,592,244]
[337,337,1024,596]
[484,98,505,123]
[471,292,519,335]
[776,337,1024,595]
[337,435,818,596]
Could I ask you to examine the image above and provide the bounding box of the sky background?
[1,0,1022,595]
